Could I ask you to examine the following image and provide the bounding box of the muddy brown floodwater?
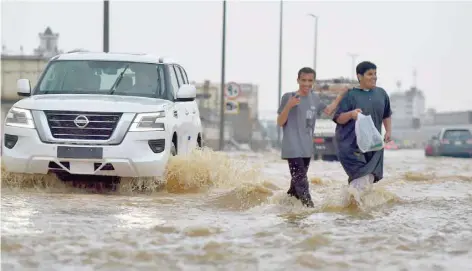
[1,149,472,271]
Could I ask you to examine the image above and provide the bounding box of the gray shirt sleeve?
[277,93,291,114]
[382,89,393,119]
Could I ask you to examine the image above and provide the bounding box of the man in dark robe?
[332,61,393,192]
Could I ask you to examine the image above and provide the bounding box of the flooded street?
[2,149,472,271]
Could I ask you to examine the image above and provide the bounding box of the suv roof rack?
[158,57,176,64]
[66,49,90,54]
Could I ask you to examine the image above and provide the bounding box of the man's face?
[297,72,315,94]
[358,69,377,89]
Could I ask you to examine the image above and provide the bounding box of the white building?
[34,27,62,58]
[390,87,426,128]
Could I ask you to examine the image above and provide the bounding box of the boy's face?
[297,72,315,94]
[358,69,377,89]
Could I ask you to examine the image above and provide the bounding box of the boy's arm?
[332,92,356,125]
[277,93,290,127]
[323,87,349,116]
[383,91,393,142]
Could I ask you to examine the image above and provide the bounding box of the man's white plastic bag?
[355,113,384,153]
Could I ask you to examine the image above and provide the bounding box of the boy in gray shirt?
[277,67,347,207]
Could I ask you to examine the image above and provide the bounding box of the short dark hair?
[356,61,377,76]
[298,67,316,79]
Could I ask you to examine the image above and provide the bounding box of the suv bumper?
[2,126,171,178]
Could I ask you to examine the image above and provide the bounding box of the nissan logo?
[74,115,89,128]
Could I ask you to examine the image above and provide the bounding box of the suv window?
[443,129,472,141]
[36,60,171,100]
[173,65,184,87]
[183,66,189,84]
[168,65,180,98]
[176,66,188,84]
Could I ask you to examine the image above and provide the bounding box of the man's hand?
[384,131,392,143]
[350,108,362,120]
[285,95,300,110]
[277,94,300,127]
[323,104,337,115]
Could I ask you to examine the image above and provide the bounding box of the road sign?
[225,82,240,99]
[224,100,239,114]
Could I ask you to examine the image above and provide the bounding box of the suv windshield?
[36,60,171,100]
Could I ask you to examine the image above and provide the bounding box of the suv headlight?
[5,107,35,129]
[129,111,166,132]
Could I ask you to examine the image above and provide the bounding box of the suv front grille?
[44,111,122,140]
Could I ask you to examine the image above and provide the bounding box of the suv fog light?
[148,139,165,153]
[4,134,19,149]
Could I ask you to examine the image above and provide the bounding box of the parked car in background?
[313,119,338,161]
[424,128,472,158]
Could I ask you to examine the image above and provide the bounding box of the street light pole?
[103,0,109,53]
[277,0,284,147]
[347,53,358,80]
[308,14,318,71]
[218,0,227,151]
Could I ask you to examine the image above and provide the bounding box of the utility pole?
[277,0,284,147]
[412,68,417,88]
[103,0,109,52]
[307,14,318,71]
[201,80,210,109]
[218,0,227,151]
[347,53,358,80]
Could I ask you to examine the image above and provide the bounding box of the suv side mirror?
[17,79,32,97]
[176,84,196,102]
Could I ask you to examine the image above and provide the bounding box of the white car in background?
[2,51,203,182]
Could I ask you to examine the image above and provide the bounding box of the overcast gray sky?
[2,0,472,119]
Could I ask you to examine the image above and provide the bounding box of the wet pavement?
[1,149,472,271]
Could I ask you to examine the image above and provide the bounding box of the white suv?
[2,51,202,180]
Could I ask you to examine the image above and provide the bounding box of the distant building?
[193,80,267,150]
[1,27,62,101]
[392,110,472,147]
[422,108,436,126]
[434,110,472,125]
[193,81,259,121]
[314,77,359,93]
[390,86,426,129]
[34,27,62,58]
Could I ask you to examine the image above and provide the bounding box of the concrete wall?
[1,56,48,101]
[434,111,472,125]
[393,124,472,147]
